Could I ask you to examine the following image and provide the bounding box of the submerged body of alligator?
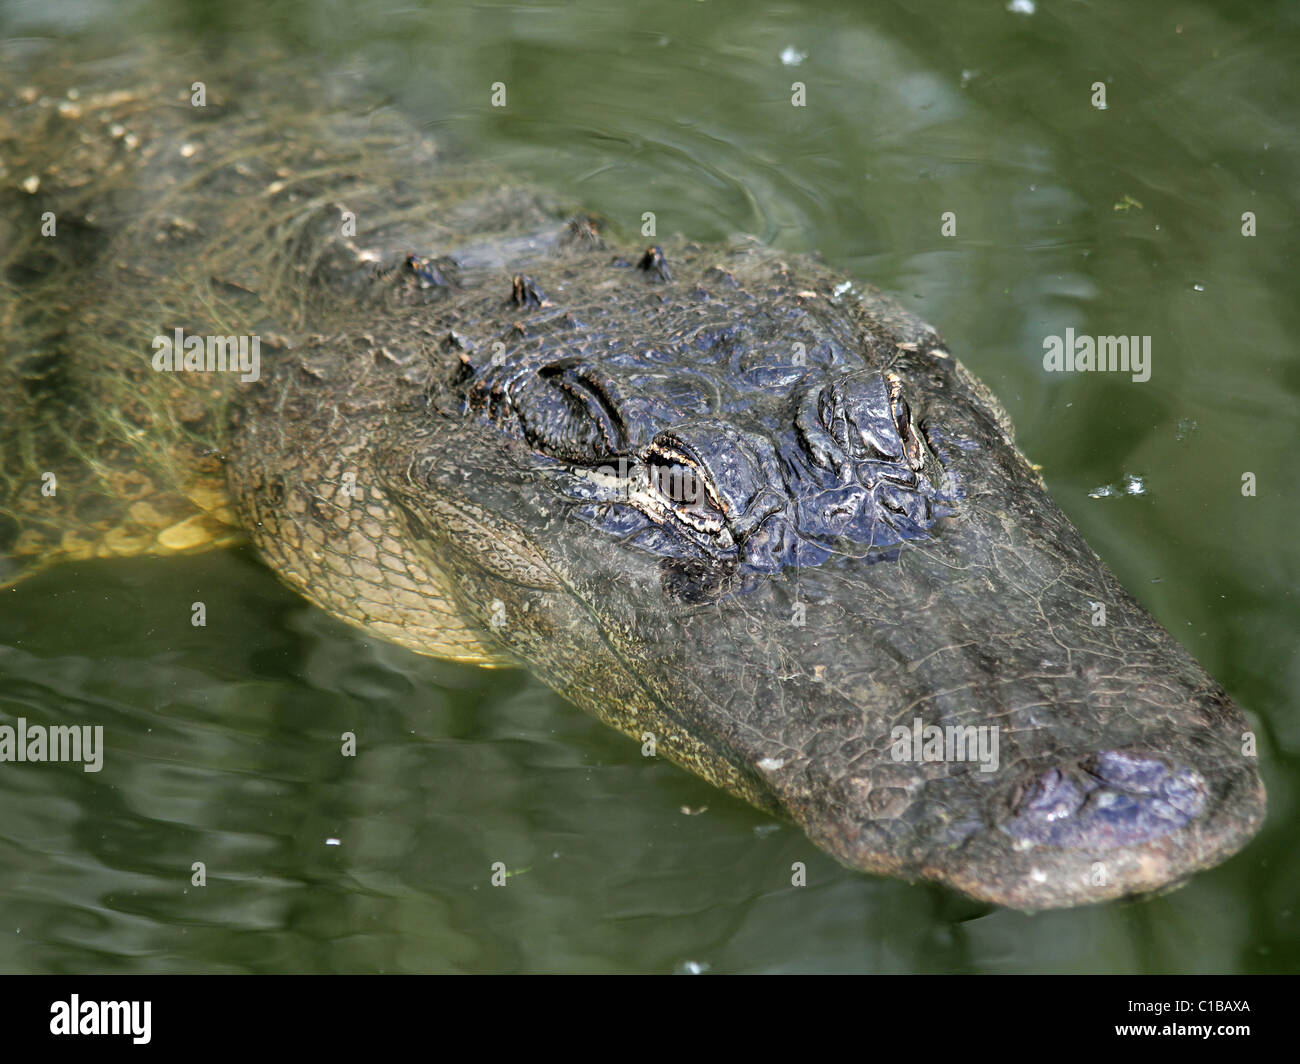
[0,40,1264,909]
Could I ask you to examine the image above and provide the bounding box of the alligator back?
[0,39,548,660]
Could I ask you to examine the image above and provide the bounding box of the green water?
[1,0,1297,973]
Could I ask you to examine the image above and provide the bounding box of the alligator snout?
[787,723,1259,910]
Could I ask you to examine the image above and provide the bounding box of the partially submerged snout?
[656,511,1266,909]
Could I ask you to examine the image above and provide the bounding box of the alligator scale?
[0,40,1264,909]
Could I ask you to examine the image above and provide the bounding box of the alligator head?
[383,237,1264,910]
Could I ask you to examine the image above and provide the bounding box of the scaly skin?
[0,39,1264,908]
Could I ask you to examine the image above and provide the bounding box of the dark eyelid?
[538,364,627,451]
[505,361,628,460]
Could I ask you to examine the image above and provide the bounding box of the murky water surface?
[1,0,1296,972]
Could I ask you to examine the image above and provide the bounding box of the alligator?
[0,39,1264,909]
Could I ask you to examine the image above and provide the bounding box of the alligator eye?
[885,372,927,472]
[652,460,703,505]
[646,438,727,533]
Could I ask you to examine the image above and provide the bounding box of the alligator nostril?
[1087,749,1168,790]
[1001,750,1207,849]
[1085,749,1207,819]
[1015,766,1086,823]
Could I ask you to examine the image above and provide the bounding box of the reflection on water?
[0,0,1296,972]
